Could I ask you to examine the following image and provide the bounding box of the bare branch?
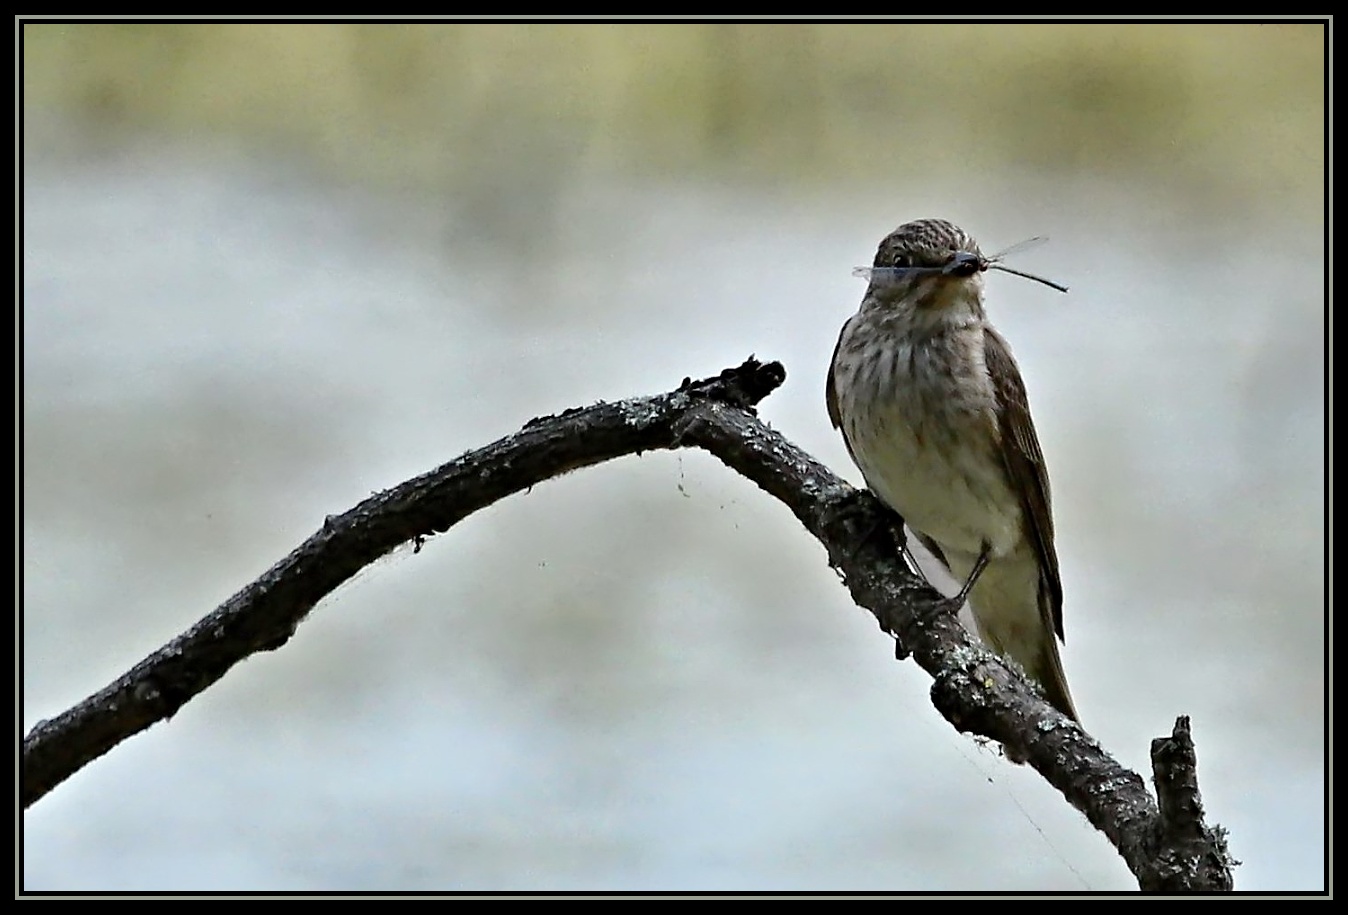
[21,358,1233,890]
[1148,716,1238,890]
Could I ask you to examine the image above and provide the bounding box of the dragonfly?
[853,235,1069,294]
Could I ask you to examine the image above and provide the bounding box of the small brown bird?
[826,218,1078,722]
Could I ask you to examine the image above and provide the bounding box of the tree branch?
[21,358,1234,890]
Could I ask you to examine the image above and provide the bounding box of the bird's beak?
[942,251,985,278]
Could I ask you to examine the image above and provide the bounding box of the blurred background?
[21,22,1324,892]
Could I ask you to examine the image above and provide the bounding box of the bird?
[826,218,1079,722]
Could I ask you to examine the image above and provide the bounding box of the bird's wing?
[984,327,1065,641]
[825,324,846,432]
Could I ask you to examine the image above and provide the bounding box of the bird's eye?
[890,254,912,269]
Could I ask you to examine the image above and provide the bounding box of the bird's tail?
[944,549,1080,723]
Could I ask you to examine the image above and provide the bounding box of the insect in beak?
[853,236,1069,294]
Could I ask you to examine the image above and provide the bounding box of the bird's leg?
[827,488,908,569]
[825,489,924,659]
[912,541,992,626]
[895,543,992,659]
[949,543,992,608]
[890,523,923,579]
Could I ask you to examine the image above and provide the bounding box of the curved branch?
[21,358,1233,890]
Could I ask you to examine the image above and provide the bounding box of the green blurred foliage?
[22,22,1324,205]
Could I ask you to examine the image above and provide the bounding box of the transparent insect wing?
[852,265,942,284]
[987,235,1050,263]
